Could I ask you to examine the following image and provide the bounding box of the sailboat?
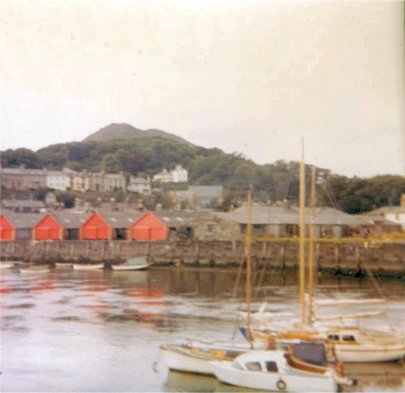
[244,156,405,362]
[160,188,268,375]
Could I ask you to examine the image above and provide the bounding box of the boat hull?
[0,263,14,269]
[212,361,337,393]
[334,344,405,362]
[73,264,104,271]
[19,267,49,274]
[161,345,214,375]
[112,263,150,271]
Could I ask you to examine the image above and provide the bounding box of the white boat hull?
[160,345,215,375]
[0,263,14,269]
[19,267,49,274]
[73,264,104,270]
[334,344,405,362]
[55,263,73,269]
[112,263,150,271]
[212,360,337,393]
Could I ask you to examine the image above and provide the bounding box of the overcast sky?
[1,0,404,178]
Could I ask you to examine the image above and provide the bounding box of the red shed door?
[0,215,15,240]
[131,212,167,241]
[34,214,62,240]
[81,213,110,240]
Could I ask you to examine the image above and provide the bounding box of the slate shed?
[130,211,168,241]
[80,211,143,240]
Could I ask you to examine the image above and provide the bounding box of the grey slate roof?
[52,211,89,229]
[2,199,45,209]
[220,204,369,226]
[1,210,43,228]
[95,210,144,228]
[188,185,223,198]
[154,210,208,227]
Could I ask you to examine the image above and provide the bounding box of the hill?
[1,123,405,213]
[83,123,194,146]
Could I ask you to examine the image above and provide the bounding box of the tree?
[101,153,121,173]
[56,191,76,208]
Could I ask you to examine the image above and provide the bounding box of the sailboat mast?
[246,188,253,346]
[308,166,316,323]
[299,141,306,324]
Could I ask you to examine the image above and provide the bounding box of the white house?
[127,176,152,194]
[46,171,70,191]
[153,164,188,183]
[153,168,173,183]
[104,173,126,191]
[367,194,405,231]
[171,164,188,183]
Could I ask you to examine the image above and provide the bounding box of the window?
[328,334,340,341]
[246,362,261,371]
[266,361,278,372]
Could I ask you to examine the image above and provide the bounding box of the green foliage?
[319,175,405,213]
[1,148,42,169]
[33,187,51,202]
[2,135,404,213]
[56,191,76,208]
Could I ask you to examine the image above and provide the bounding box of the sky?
[0,0,404,178]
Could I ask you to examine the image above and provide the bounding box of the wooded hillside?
[1,123,404,213]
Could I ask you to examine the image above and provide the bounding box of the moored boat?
[112,263,150,271]
[160,340,265,375]
[73,263,104,271]
[248,325,405,363]
[55,262,73,269]
[19,265,50,274]
[211,345,352,392]
[0,262,14,269]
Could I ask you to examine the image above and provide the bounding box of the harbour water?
[1,266,404,392]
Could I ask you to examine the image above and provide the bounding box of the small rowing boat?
[73,263,104,271]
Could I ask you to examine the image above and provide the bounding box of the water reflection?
[0,267,404,392]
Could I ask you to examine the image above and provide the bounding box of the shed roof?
[52,211,89,229]
[2,199,45,209]
[188,185,223,198]
[154,210,209,227]
[94,210,144,228]
[220,204,369,226]
[1,210,43,228]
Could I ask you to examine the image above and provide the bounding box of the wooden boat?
[111,263,150,271]
[19,265,49,274]
[249,325,405,363]
[0,262,14,269]
[211,345,352,393]
[73,263,104,271]
[111,256,150,271]
[55,262,73,269]
[160,339,266,375]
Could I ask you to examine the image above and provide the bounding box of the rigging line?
[231,249,246,342]
[283,165,296,202]
[321,183,340,210]
[361,261,395,332]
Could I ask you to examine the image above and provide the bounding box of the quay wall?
[1,239,404,277]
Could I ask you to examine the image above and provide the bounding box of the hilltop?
[83,123,194,146]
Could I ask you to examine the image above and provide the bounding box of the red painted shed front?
[34,214,63,240]
[81,212,112,240]
[0,215,15,241]
[130,211,168,241]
